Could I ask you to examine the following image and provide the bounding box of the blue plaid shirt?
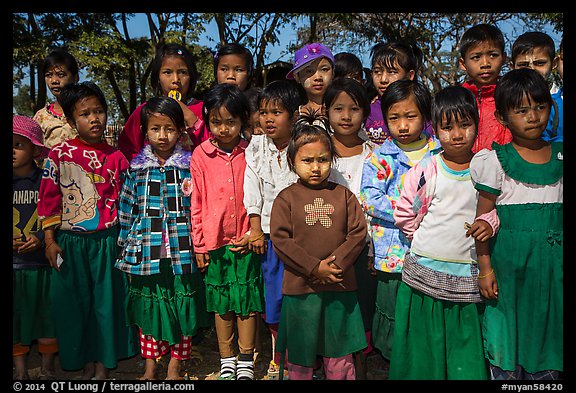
[116,144,196,275]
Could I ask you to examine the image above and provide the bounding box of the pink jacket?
[190,138,250,253]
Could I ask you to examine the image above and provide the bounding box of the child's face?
[511,47,554,80]
[294,57,334,100]
[145,113,181,161]
[293,140,332,188]
[556,47,563,80]
[497,94,550,142]
[371,60,415,97]
[208,106,242,151]
[259,99,295,146]
[44,63,78,99]
[216,54,250,91]
[436,113,476,161]
[328,91,364,138]
[159,55,192,100]
[459,41,506,87]
[68,96,107,145]
[386,95,425,145]
[13,134,36,171]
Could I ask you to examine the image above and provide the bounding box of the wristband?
[475,209,500,237]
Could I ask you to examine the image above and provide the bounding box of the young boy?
[33,48,80,149]
[13,115,57,380]
[243,80,303,379]
[510,32,562,142]
[459,23,512,153]
[38,81,138,380]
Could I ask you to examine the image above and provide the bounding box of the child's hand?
[17,233,42,254]
[466,220,493,242]
[229,234,250,254]
[367,256,378,276]
[13,234,25,251]
[247,231,267,255]
[45,240,63,271]
[478,269,498,300]
[312,255,344,285]
[195,253,210,273]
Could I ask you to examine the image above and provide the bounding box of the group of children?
[13,22,563,381]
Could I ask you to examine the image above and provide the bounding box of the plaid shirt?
[116,144,195,275]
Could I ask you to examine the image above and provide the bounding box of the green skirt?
[126,258,210,344]
[389,282,488,380]
[354,244,377,331]
[371,271,402,360]
[51,227,138,370]
[13,268,56,345]
[484,203,563,373]
[205,245,264,316]
[276,291,367,367]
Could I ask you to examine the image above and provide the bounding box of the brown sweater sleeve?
[330,188,368,273]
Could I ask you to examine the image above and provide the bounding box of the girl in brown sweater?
[270,114,368,380]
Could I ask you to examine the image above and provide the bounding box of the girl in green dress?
[470,68,563,380]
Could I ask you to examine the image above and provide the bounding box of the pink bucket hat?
[13,115,49,158]
[286,42,335,80]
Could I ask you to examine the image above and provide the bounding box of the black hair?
[42,48,79,78]
[244,87,263,114]
[150,42,198,101]
[213,42,255,81]
[202,83,250,131]
[459,23,505,58]
[369,41,423,79]
[334,52,364,81]
[59,81,108,122]
[431,85,479,132]
[287,112,336,172]
[140,96,186,136]
[259,80,306,115]
[324,77,371,122]
[511,31,556,64]
[380,79,432,129]
[494,68,553,122]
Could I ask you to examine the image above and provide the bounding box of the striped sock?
[218,356,237,380]
[236,353,255,380]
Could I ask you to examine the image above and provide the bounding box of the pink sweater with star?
[38,137,129,232]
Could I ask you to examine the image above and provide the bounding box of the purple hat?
[286,43,335,80]
[13,115,49,158]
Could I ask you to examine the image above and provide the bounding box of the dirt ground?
[15,324,390,381]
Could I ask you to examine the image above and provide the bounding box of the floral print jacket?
[359,136,441,273]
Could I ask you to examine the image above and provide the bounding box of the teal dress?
[471,142,563,374]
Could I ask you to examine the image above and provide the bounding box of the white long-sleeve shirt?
[243,135,299,234]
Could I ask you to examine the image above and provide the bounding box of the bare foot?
[94,362,109,380]
[81,362,95,380]
[140,359,157,380]
[166,358,182,380]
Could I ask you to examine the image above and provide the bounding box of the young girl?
[190,83,264,380]
[359,79,441,364]
[33,48,80,149]
[334,52,364,83]
[324,77,376,379]
[115,97,210,380]
[38,82,137,380]
[270,115,368,380]
[286,42,335,117]
[243,80,303,379]
[13,115,57,380]
[470,68,562,380]
[364,41,433,144]
[390,85,497,379]
[118,42,209,161]
[213,42,254,92]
